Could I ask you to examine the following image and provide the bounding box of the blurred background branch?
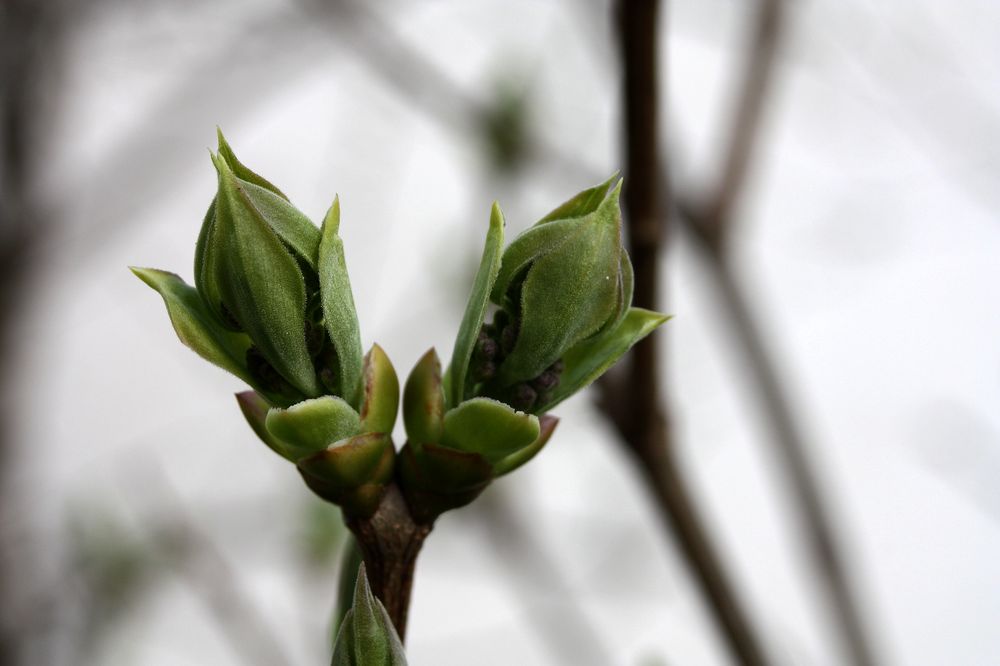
[603,2,771,665]
[677,1,879,664]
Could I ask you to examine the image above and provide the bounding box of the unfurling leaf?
[331,564,407,666]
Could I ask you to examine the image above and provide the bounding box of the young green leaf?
[403,349,445,446]
[331,564,407,666]
[448,202,504,407]
[319,198,365,409]
[241,181,321,270]
[488,216,578,305]
[359,344,400,435]
[266,396,361,459]
[235,390,292,461]
[441,398,540,463]
[130,267,255,385]
[211,154,321,397]
[535,172,618,224]
[216,127,288,200]
[534,307,670,414]
[493,414,558,476]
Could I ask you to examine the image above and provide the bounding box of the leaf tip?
[324,196,342,235]
[489,201,504,229]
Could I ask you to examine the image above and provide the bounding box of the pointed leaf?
[319,198,364,408]
[211,154,321,397]
[332,539,364,642]
[131,267,254,384]
[359,344,399,434]
[448,202,504,406]
[536,172,618,224]
[403,349,445,445]
[441,398,539,463]
[235,391,292,461]
[266,396,361,459]
[535,307,670,414]
[216,128,288,200]
[331,564,407,665]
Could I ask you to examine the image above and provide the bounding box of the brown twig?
[346,484,430,641]
[473,489,616,666]
[145,475,296,666]
[0,2,69,663]
[679,2,880,665]
[693,0,784,250]
[607,2,772,665]
[683,228,878,666]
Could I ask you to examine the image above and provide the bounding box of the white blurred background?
[1,0,999,664]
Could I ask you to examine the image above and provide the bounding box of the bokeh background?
[2,0,999,664]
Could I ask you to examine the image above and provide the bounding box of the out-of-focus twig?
[691,0,783,248]
[0,2,73,663]
[605,2,771,665]
[679,1,879,665]
[144,473,295,666]
[471,489,615,666]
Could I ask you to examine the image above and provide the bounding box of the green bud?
[489,177,625,385]
[331,564,407,666]
[402,349,445,446]
[449,176,664,416]
[137,131,366,412]
[358,344,399,435]
[200,150,319,398]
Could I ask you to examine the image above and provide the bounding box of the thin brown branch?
[473,489,616,666]
[609,2,772,665]
[681,215,880,666]
[694,0,784,249]
[680,1,880,664]
[148,482,296,666]
[346,484,430,642]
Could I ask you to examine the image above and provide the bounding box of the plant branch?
[683,228,878,666]
[144,474,295,666]
[679,2,880,664]
[346,484,430,642]
[473,489,616,666]
[693,0,784,250]
[607,2,772,665]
